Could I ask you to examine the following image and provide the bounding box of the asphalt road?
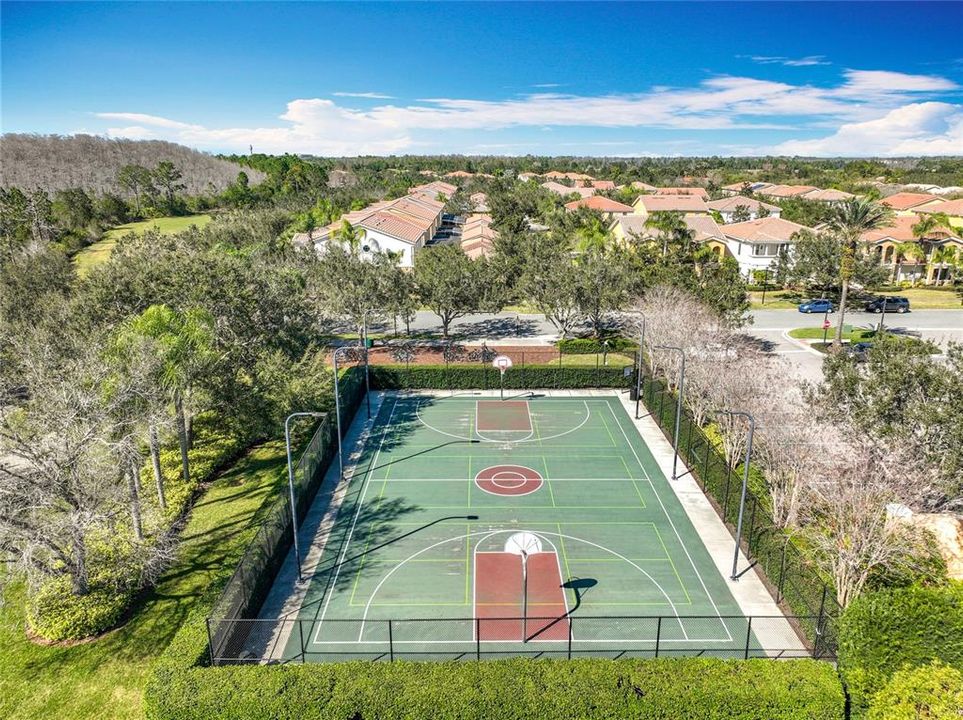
[382,307,963,384]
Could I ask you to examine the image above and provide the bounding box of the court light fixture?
[714,409,755,581]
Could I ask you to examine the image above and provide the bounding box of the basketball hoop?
[492,354,513,375]
[492,355,512,400]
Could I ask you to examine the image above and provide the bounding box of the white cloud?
[748,55,830,67]
[769,102,963,156]
[92,69,961,156]
[331,91,395,99]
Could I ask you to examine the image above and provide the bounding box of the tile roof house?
[408,180,458,201]
[629,181,658,192]
[917,199,963,230]
[470,192,490,213]
[863,214,962,284]
[757,185,819,199]
[801,188,855,203]
[654,187,710,199]
[609,214,725,245]
[632,194,710,219]
[542,181,596,198]
[705,196,781,223]
[564,195,635,218]
[880,192,947,214]
[721,181,773,196]
[460,213,498,259]
[292,191,446,268]
[719,217,811,277]
[588,180,617,191]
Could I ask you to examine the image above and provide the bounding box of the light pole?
[715,409,755,580]
[332,342,368,480]
[653,345,685,480]
[285,411,325,582]
[634,312,647,419]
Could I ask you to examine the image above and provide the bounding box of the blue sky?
[2,1,962,156]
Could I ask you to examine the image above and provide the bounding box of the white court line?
[314,396,399,636]
[348,528,685,647]
[416,398,593,445]
[606,401,733,643]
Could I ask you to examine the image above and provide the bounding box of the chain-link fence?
[207,614,824,665]
[206,366,366,663]
[365,342,637,390]
[638,373,841,658]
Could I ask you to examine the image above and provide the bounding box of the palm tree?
[645,211,693,257]
[930,245,959,285]
[827,198,894,349]
[911,212,952,241]
[892,241,926,283]
[334,220,366,252]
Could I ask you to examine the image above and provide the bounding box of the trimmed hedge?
[26,578,131,642]
[838,582,963,713]
[557,337,638,354]
[146,658,843,720]
[867,661,963,720]
[370,364,632,390]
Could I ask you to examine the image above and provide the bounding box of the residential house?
[654,187,710,199]
[917,199,963,231]
[470,192,490,213]
[879,192,947,216]
[718,217,810,278]
[631,194,710,221]
[609,214,725,246]
[757,185,819,200]
[705,196,781,223]
[800,189,855,203]
[292,192,446,268]
[460,213,498,259]
[542,181,595,198]
[408,180,458,202]
[721,181,773,196]
[629,181,658,192]
[862,214,962,285]
[586,179,617,191]
[564,195,634,219]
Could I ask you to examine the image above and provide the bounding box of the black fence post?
[747,499,759,552]
[685,419,694,462]
[298,619,305,663]
[388,620,394,662]
[815,586,828,658]
[703,439,711,481]
[476,618,481,661]
[654,616,662,658]
[777,539,789,603]
[567,619,573,660]
[722,459,733,517]
[744,616,753,659]
[206,618,216,666]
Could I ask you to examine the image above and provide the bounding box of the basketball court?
[251,383,794,662]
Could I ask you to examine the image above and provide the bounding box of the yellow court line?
[542,454,557,508]
[556,523,573,582]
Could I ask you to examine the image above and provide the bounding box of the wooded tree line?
[637,287,957,609]
[0,134,265,195]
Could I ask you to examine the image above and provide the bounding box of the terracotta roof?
[881,192,947,211]
[654,187,709,199]
[359,211,426,243]
[758,185,819,199]
[860,214,960,243]
[590,180,617,190]
[917,199,963,216]
[408,180,457,199]
[564,196,634,213]
[443,170,475,178]
[723,217,811,244]
[542,181,595,198]
[634,195,710,213]
[630,181,658,192]
[801,189,855,202]
[611,214,724,243]
[705,196,780,214]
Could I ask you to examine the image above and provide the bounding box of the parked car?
[798,299,835,313]
[865,296,910,313]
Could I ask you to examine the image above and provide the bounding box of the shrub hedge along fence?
[147,658,843,720]
[838,582,963,714]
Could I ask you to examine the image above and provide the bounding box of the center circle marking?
[474,465,543,496]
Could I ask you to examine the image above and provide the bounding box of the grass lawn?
[789,325,878,342]
[751,287,961,310]
[73,215,213,278]
[0,441,287,720]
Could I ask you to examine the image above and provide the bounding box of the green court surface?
[280,392,765,661]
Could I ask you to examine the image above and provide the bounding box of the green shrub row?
[867,661,963,720]
[838,582,963,713]
[556,337,638,354]
[146,658,843,720]
[26,578,132,642]
[370,364,633,390]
